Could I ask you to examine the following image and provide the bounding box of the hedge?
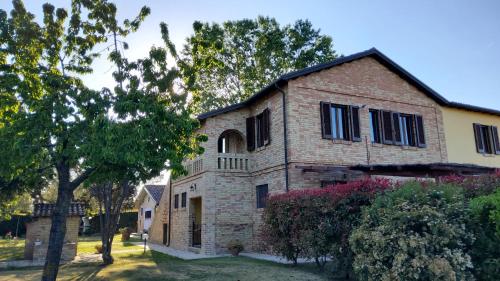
[261,177,391,276]
[0,215,29,237]
[89,211,137,234]
[261,172,500,281]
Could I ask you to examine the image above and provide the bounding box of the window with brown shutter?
[473,123,485,153]
[473,123,495,154]
[369,110,382,143]
[381,111,394,144]
[320,102,332,139]
[263,108,270,145]
[492,126,500,154]
[256,112,264,147]
[246,116,255,151]
[350,106,361,142]
[415,115,426,147]
[392,112,402,145]
[256,184,268,208]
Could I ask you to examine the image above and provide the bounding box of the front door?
[190,197,202,248]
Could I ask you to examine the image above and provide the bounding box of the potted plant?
[227,240,244,256]
[120,227,132,241]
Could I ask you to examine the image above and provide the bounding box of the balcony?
[181,157,204,178]
[217,153,249,172]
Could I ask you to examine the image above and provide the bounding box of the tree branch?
[69,167,95,190]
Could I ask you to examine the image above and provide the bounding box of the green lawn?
[0,239,24,261]
[0,236,329,281]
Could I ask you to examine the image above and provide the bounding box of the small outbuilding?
[135,185,164,235]
[24,203,85,262]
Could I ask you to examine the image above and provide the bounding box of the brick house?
[24,203,85,262]
[135,185,164,235]
[149,48,496,255]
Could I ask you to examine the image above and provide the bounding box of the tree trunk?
[102,238,114,265]
[95,180,131,265]
[41,165,73,281]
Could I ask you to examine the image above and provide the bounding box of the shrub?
[120,227,132,241]
[349,182,475,281]
[95,244,103,254]
[440,172,500,199]
[89,211,137,234]
[227,240,244,256]
[261,177,391,274]
[468,188,500,280]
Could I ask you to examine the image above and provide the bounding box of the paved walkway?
[136,242,322,264]
[131,242,230,260]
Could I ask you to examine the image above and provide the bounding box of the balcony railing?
[182,157,203,178]
[217,153,249,171]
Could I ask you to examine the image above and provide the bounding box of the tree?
[0,1,203,280]
[178,16,337,114]
[82,4,204,265]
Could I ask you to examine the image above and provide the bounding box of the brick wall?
[24,216,80,261]
[149,183,170,244]
[286,56,447,189]
[164,56,449,255]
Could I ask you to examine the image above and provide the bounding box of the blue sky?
[2,0,499,110]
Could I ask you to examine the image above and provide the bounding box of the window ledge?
[255,146,266,152]
[400,146,418,151]
[371,143,384,148]
[481,153,497,157]
[332,139,352,145]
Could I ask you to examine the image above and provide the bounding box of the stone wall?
[24,216,80,261]
[149,183,171,244]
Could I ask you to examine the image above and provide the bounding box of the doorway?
[190,197,202,248]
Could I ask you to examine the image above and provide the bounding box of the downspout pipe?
[274,83,289,192]
[167,177,172,246]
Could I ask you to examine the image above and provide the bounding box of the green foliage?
[0,215,29,237]
[468,189,500,280]
[89,211,138,234]
[349,182,475,281]
[0,193,32,221]
[226,240,244,256]
[119,227,132,241]
[0,1,203,275]
[261,178,390,273]
[177,16,337,114]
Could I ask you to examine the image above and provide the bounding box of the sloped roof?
[144,185,164,203]
[197,48,499,120]
[33,203,85,217]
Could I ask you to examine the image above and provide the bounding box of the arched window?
[217,130,245,153]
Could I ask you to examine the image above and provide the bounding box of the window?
[218,136,227,153]
[246,108,271,151]
[246,116,255,151]
[145,210,152,219]
[398,114,416,146]
[181,192,187,208]
[174,194,179,209]
[376,109,425,147]
[320,102,361,141]
[474,124,500,155]
[256,184,268,209]
[369,110,381,143]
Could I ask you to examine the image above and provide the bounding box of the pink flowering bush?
[440,171,500,198]
[261,177,391,276]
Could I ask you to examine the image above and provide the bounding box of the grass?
[0,235,329,280]
[0,239,24,261]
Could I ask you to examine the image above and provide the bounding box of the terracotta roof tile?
[33,202,86,217]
